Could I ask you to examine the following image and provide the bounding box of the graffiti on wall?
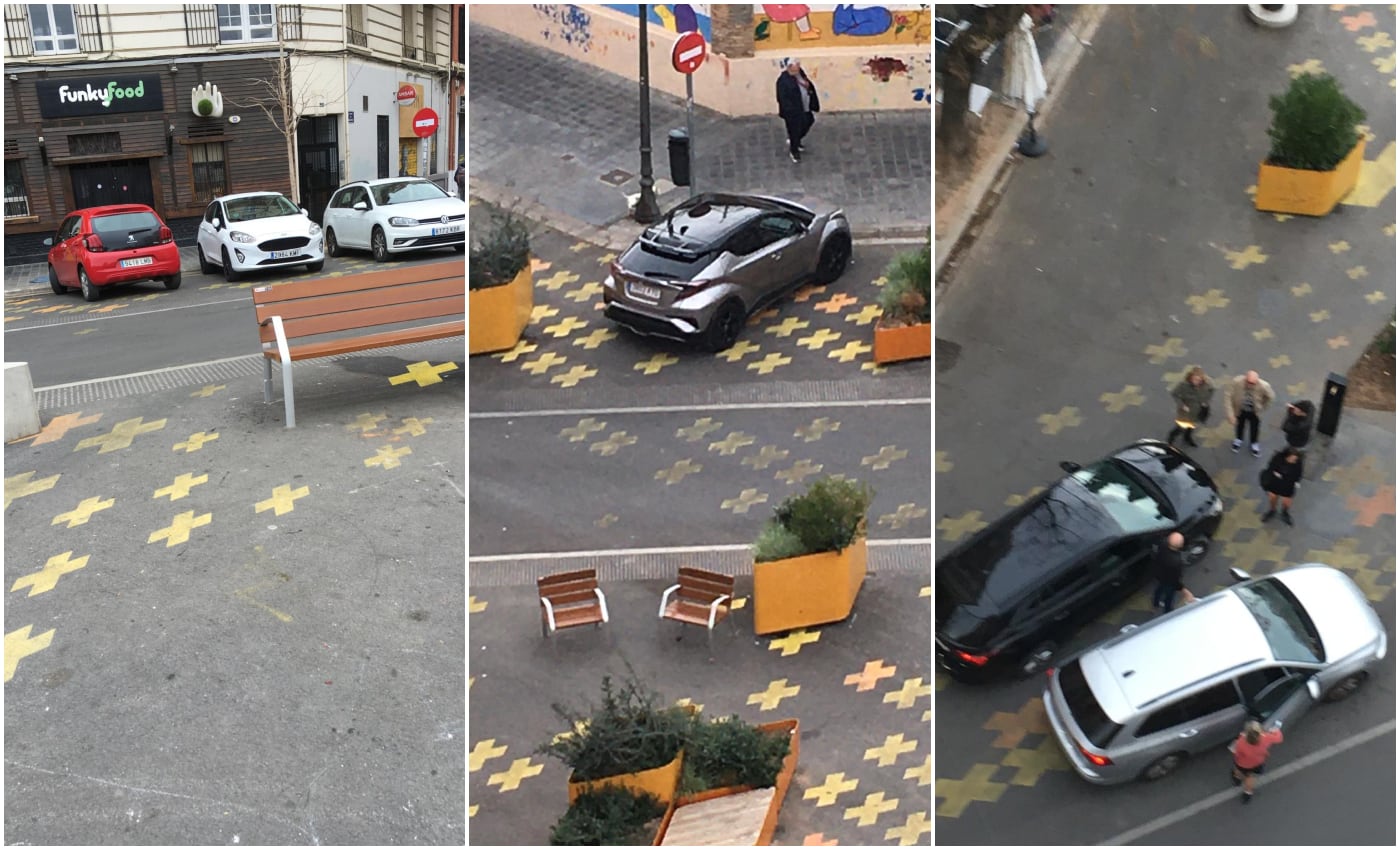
[534,4,595,51]
[601,4,713,40]
[755,4,929,49]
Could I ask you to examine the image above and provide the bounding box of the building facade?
[3,3,461,262]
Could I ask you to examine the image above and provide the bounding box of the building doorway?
[69,160,154,209]
[377,115,390,179]
[297,115,341,224]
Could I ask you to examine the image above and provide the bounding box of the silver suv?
[1043,563,1387,785]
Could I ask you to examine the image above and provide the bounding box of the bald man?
[1151,532,1190,612]
[1225,370,1276,457]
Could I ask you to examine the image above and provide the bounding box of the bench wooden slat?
[660,567,734,631]
[538,569,608,637]
[261,321,464,362]
[255,278,463,325]
[251,261,461,303]
[258,291,463,343]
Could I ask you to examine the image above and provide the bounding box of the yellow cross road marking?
[1342,141,1396,207]
[486,757,543,792]
[793,283,828,302]
[564,281,604,303]
[469,739,508,772]
[11,552,89,597]
[469,595,489,614]
[1356,30,1393,52]
[746,678,800,710]
[984,698,1051,748]
[5,625,55,683]
[709,431,756,455]
[1341,10,1377,30]
[656,458,703,485]
[190,384,226,398]
[1005,486,1045,507]
[537,270,580,291]
[1000,736,1071,785]
[1374,50,1397,73]
[796,328,842,350]
[721,487,768,514]
[634,353,680,375]
[1328,335,1350,349]
[26,411,101,446]
[715,339,761,362]
[1329,240,1352,253]
[844,659,897,691]
[795,417,840,441]
[1366,290,1388,304]
[255,484,310,516]
[878,503,927,530]
[862,445,909,470]
[804,772,859,807]
[1291,282,1313,297]
[765,316,810,337]
[394,417,433,437]
[173,431,219,453]
[747,352,792,374]
[1287,380,1309,397]
[1221,244,1268,269]
[1346,265,1369,279]
[596,513,619,528]
[551,365,598,387]
[561,417,608,442]
[74,417,166,454]
[904,755,932,787]
[1036,406,1082,435]
[389,361,457,386]
[90,302,129,314]
[748,307,780,326]
[346,412,389,433]
[884,677,930,709]
[1253,328,1274,341]
[541,316,589,338]
[935,763,1007,818]
[5,471,62,510]
[1269,354,1292,369]
[52,496,114,528]
[935,451,952,473]
[1143,337,1187,364]
[154,473,208,501]
[494,340,538,361]
[365,445,412,469]
[520,352,567,375]
[844,791,898,826]
[844,304,883,326]
[675,697,705,714]
[768,628,820,656]
[865,733,918,767]
[742,445,789,470]
[468,805,478,817]
[1223,528,1290,573]
[572,327,616,348]
[1388,223,1398,236]
[815,292,859,314]
[589,431,637,456]
[148,510,212,547]
[1186,289,1230,314]
[677,417,723,442]
[529,304,560,323]
[1099,385,1145,413]
[776,459,824,485]
[597,252,616,264]
[1286,58,1325,77]
[885,811,931,846]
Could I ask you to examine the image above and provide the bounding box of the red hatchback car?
[47,204,182,301]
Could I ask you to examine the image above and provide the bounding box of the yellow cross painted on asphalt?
[551,365,597,387]
[865,733,918,767]
[746,678,800,710]
[793,282,829,302]
[656,458,703,485]
[795,417,840,441]
[1143,337,1187,364]
[1357,30,1393,52]
[768,628,820,656]
[1329,240,1352,254]
[469,595,488,614]
[486,757,543,792]
[1221,244,1268,270]
[1099,384,1145,413]
[1186,289,1230,314]
[634,353,679,375]
[346,412,389,433]
[1269,354,1292,369]
[148,510,212,547]
[878,503,927,530]
[1286,58,1325,77]
[596,513,618,528]
[74,416,166,454]
[747,352,792,375]
[1037,406,1082,435]
[468,805,478,817]
[936,763,1008,818]
[709,431,756,455]
[715,339,761,362]
[674,697,706,714]
[844,304,883,326]
[493,340,538,362]
[844,659,897,691]
[885,677,930,709]
[51,496,114,528]
[885,811,931,846]
[1343,141,1396,207]
[561,417,607,442]
[529,304,559,323]
[1005,486,1045,507]
[255,484,310,516]
[862,445,909,470]
[935,451,952,473]
[572,327,616,348]
[26,411,101,446]
[5,625,55,683]
[776,459,824,485]
[153,473,208,501]
[589,431,637,456]
[564,281,604,303]
[469,739,508,772]
[597,252,616,264]
[390,361,457,386]
[1223,528,1290,573]
[90,302,129,314]
[765,316,810,337]
[844,791,899,826]
[796,328,842,350]
[742,445,790,470]
[815,292,859,313]
[676,417,722,442]
[537,270,580,291]
[1290,282,1313,297]
[365,445,412,469]
[1001,737,1071,786]
[1374,50,1397,73]
[173,431,219,453]
[1306,537,1371,573]
[1328,335,1351,350]
[11,551,89,597]
[1253,328,1274,341]
[1366,290,1388,304]
[190,384,226,398]
[530,257,550,272]
[541,316,588,338]
[520,352,567,375]
[1287,380,1309,397]
[904,755,931,787]
[5,471,62,510]
[1346,265,1369,279]
[984,698,1051,748]
[721,488,768,514]
[804,772,859,807]
[394,417,432,437]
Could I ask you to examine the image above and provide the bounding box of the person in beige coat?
[1224,370,1275,457]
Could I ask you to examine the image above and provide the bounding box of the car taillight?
[674,280,719,299]
[158,225,173,243]
[954,649,991,666]
[1079,745,1113,767]
[1046,668,1056,679]
[84,234,105,252]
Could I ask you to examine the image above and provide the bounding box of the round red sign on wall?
[396,84,418,106]
[412,108,439,138]
[671,31,707,74]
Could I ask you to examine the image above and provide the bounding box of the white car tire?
[1246,4,1298,28]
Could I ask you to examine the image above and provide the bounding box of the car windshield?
[1069,460,1174,534]
[224,195,300,222]
[371,180,448,206]
[1233,578,1325,663]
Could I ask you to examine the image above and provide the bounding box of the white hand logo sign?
[191,81,223,118]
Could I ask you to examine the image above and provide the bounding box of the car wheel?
[306,260,324,273]
[703,299,746,353]
[1018,641,1056,677]
[325,228,341,258]
[164,271,182,290]
[197,245,214,275]
[79,268,100,302]
[371,227,390,262]
[1182,534,1211,566]
[1140,752,1187,781]
[816,234,852,284]
[48,265,65,295]
[221,248,240,282]
[1324,672,1367,703]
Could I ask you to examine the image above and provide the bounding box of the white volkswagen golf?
[321,178,466,262]
[196,192,325,282]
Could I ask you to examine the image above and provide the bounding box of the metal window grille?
[184,4,218,47]
[277,3,300,40]
[75,3,103,52]
[4,5,33,57]
[190,142,227,199]
[348,27,366,47]
[4,160,30,218]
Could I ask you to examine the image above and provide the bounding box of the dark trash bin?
[668,128,690,187]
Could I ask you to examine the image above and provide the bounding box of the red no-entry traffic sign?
[412,108,439,138]
[672,31,707,74]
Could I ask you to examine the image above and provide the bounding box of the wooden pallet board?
[659,787,776,846]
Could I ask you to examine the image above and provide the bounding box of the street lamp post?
[633,4,661,223]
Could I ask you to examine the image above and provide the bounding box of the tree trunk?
[937,5,1029,160]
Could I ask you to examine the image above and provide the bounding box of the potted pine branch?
[469,207,534,354]
[1255,72,1367,216]
[873,235,932,364]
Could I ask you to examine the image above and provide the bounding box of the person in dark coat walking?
[1261,446,1304,525]
[776,60,820,163]
[1151,532,1194,612]
[1167,366,1214,448]
[1280,400,1314,451]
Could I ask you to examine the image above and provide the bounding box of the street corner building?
[2,3,466,265]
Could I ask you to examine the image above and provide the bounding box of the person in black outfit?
[1280,400,1314,452]
[776,60,820,163]
[1151,532,1193,612]
[1261,447,1304,525]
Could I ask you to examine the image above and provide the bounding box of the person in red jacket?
[1231,719,1283,803]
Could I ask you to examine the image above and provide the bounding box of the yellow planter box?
[1255,139,1365,216]
[568,748,685,806]
[469,262,533,355]
[873,320,931,364]
[752,538,867,635]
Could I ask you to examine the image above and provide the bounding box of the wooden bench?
[658,568,735,638]
[538,569,610,638]
[252,260,464,427]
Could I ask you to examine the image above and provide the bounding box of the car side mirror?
[1305,677,1321,700]
[1228,567,1251,584]
[1059,461,1081,474]
[300,207,309,216]
[352,201,368,211]
[1119,623,1139,634]
[211,218,222,229]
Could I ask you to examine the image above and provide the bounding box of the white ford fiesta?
[196,192,325,281]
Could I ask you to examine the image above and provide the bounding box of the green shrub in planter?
[754,476,874,562]
[1266,73,1366,171]
[469,208,531,290]
[538,670,691,782]
[550,786,665,845]
[679,715,791,794]
[878,236,931,327]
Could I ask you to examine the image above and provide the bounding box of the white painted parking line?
[1097,717,1399,846]
[468,538,930,563]
[4,297,249,332]
[468,397,931,419]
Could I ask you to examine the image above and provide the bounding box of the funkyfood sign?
[36,75,164,118]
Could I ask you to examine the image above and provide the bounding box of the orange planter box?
[1255,139,1365,216]
[873,320,931,364]
[469,262,533,355]
[568,748,685,806]
[752,538,867,635]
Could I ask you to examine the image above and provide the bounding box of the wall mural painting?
[601,4,713,40]
[755,4,929,49]
[535,4,596,52]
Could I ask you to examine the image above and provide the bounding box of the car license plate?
[270,249,299,259]
[431,224,463,236]
[119,256,154,268]
[628,281,662,300]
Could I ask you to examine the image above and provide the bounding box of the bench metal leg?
[263,357,273,404]
[268,315,296,429]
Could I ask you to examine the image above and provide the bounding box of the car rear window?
[618,242,713,281]
[1059,658,1122,748]
[92,212,162,246]
[371,180,448,206]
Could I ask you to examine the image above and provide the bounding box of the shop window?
[190,142,228,200]
[29,4,80,54]
[216,3,274,43]
[4,160,31,219]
